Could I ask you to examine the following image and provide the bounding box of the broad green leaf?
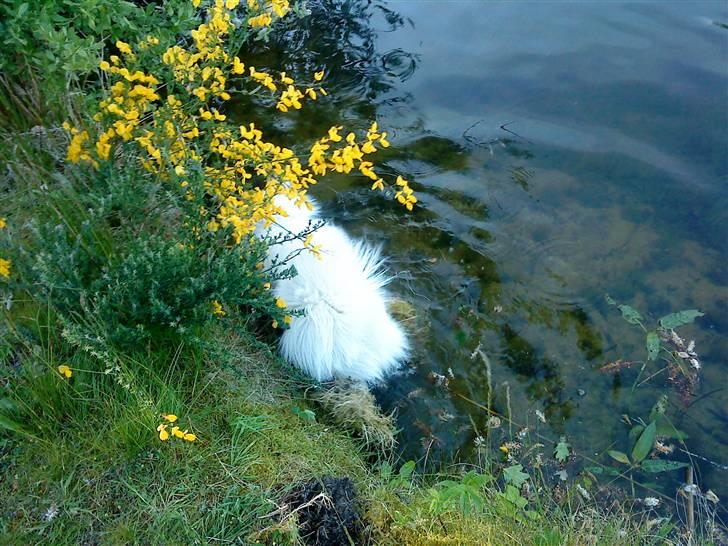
[632,421,657,463]
[554,437,570,463]
[658,310,704,330]
[503,464,529,488]
[399,460,416,479]
[607,450,630,465]
[628,425,645,442]
[655,420,689,441]
[619,304,643,325]
[646,331,660,361]
[640,460,689,473]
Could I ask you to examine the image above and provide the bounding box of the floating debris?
[427,371,449,388]
[598,359,635,374]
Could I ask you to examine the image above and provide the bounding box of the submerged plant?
[605,295,704,403]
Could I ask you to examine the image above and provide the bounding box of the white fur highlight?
[258,195,408,383]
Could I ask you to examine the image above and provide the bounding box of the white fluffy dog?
[257,195,408,383]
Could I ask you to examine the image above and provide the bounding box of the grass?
[1,315,697,545]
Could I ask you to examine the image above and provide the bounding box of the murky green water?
[241,1,728,511]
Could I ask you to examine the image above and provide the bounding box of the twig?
[686,466,695,539]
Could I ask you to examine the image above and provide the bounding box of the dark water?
[243,0,728,513]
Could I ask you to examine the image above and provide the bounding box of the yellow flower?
[275,297,287,308]
[183,432,197,442]
[57,365,72,379]
[371,179,384,191]
[157,424,170,441]
[116,40,132,56]
[327,126,342,142]
[283,315,293,325]
[226,0,240,9]
[232,56,245,75]
[2,257,14,278]
[175,165,186,176]
[163,414,178,423]
[499,444,509,454]
[271,319,279,329]
[0,217,5,229]
[314,70,324,81]
[263,282,271,290]
[171,426,185,439]
[211,299,226,316]
[192,0,201,6]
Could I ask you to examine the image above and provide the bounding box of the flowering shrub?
[41,0,415,345]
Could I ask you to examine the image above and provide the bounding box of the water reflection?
[236,0,728,510]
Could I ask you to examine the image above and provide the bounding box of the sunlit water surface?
[240,1,728,512]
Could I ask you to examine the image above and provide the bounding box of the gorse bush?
[7,0,414,350]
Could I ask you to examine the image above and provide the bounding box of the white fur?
[257,195,408,383]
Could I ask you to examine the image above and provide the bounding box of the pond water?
[242,0,728,514]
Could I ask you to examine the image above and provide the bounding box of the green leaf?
[646,331,660,361]
[607,450,630,465]
[658,310,704,330]
[503,464,529,488]
[640,460,689,473]
[628,425,645,442]
[632,421,657,463]
[655,420,689,441]
[399,460,416,479]
[618,304,643,325]
[554,437,570,463]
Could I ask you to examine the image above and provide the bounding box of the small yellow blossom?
[232,56,245,75]
[0,258,11,278]
[327,126,342,142]
[183,431,197,442]
[175,165,186,176]
[157,423,170,441]
[116,40,132,56]
[192,0,201,7]
[275,297,287,308]
[57,365,73,379]
[314,70,324,81]
[163,414,178,423]
[211,299,226,316]
[171,426,185,439]
[271,319,279,328]
[0,217,5,229]
[283,315,293,325]
[263,282,271,290]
